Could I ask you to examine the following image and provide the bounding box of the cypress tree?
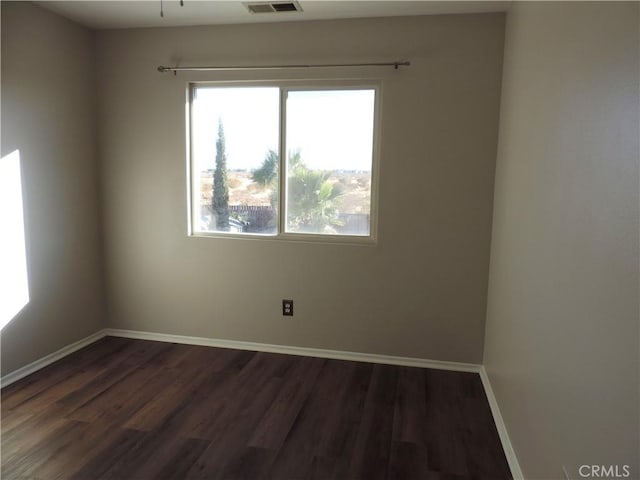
[212,119,230,230]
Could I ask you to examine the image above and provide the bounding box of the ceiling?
[36,1,510,30]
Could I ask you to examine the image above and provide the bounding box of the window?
[188,82,379,241]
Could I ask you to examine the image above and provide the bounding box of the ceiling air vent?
[244,1,303,14]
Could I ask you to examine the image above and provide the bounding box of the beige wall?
[1,3,105,375]
[484,2,639,477]
[96,13,505,363]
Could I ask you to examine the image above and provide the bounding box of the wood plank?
[347,363,398,480]
[124,436,210,480]
[387,367,429,478]
[1,416,70,472]
[69,428,149,480]
[392,366,427,444]
[120,366,210,432]
[169,349,256,439]
[304,456,338,480]
[217,446,278,480]
[248,355,324,450]
[66,361,176,423]
[313,360,372,459]
[387,441,426,480]
[1,337,132,411]
[266,359,369,479]
[54,340,172,416]
[23,419,128,480]
[424,369,472,476]
[1,419,82,479]
[1,337,512,480]
[185,352,294,478]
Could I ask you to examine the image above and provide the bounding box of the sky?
[192,86,375,173]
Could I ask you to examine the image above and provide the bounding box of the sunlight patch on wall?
[0,150,30,330]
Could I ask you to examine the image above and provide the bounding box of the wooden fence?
[202,204,369,235]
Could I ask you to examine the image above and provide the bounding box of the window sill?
[189,231,377,246]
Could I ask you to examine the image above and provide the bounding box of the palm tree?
[252,150,343,233]
[286,152,343,233]
[252,149,279,212]
[252,149,278,187]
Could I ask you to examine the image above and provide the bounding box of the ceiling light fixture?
[160,0,184,18]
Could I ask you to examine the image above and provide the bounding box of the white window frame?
[186,79,381,245]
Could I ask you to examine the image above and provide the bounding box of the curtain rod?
[157,61,410,73]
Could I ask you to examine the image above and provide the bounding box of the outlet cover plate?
[282,299,293,316]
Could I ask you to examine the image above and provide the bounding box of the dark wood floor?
[1,337,511,479]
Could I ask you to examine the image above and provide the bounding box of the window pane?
[192,86,279,234]
[285,89,375,236]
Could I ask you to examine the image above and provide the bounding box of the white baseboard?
[479,366,524,479]
[1,329,107,388]
[104,328,482,373]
